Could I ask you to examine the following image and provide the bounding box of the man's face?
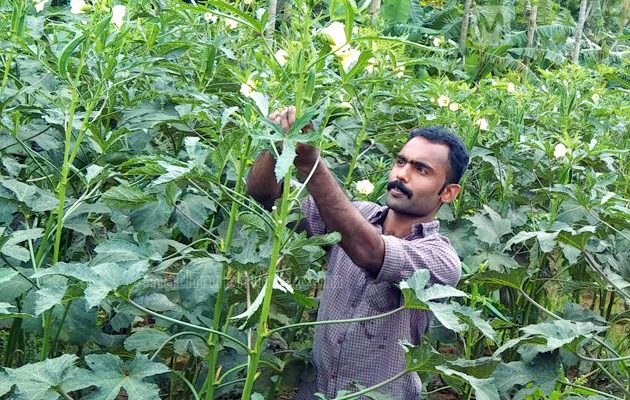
[386,136,459,219]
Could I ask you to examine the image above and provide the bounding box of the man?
[246,106,469,398]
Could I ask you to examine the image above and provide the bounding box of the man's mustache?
[387,180,412,199]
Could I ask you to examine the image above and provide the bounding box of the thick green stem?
[1,53,15,94]
[203,137,251,399]
[240,174,293,399]
[52,89,78,265]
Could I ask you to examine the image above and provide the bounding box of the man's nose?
[395,164,411,183]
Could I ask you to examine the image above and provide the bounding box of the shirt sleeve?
[375,235,461,287]
[299,195,327,236]
[299,197,381,237]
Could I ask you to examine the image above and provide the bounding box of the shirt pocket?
[363,281,401,338]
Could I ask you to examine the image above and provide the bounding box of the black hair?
[408,126,469,184]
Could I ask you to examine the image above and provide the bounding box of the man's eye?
[395,157,406,166]
[415,165,426,173]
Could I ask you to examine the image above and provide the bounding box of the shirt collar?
[368,205,440,239]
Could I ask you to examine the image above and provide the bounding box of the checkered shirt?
[298,196,461,399]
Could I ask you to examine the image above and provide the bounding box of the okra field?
[0,0,628,398]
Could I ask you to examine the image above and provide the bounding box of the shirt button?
[337,338,343,344]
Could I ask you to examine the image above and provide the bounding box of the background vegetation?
[0,0,628,398]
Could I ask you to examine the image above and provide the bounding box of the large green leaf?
[34,282,68,316]
[1,228,44,262]
[402,342,444,372]
[467,205,512,246]
[504,230,559,253]
[435,366,500,400]
[175,193,216,238]
[31,262,97,282]
[66,354,169,400]
[124,328,170,353]
[129,197,172,232]
[3,354,89,400]
[491,352,560,396]
[400,269,468,309]
[518,319,606,361]
[173,335,208,358]
[0,269,18,284]
[0,301,31,320]
[93,240,146,262]
[382,0,411,24]
[274,141,296,182]
[469,269,526,290]
[455,304,497,341]
[84,261,148,308]
[175,257,223,305]
[0,372,11,397]
[0,178,57,212]
[101,185,156,210]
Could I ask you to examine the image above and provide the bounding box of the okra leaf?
[3,354,89,400]
[66,354,169,400]
[435,366,500,400]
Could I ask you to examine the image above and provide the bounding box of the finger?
[280,111,290,132]
[269,111,278,120]
[287,106,296,128]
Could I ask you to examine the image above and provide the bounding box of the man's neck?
[382,208,434,238]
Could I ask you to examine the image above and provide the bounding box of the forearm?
[297,157,384,275]
[246,150,282,209]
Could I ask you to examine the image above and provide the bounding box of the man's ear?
[439,183,461,203]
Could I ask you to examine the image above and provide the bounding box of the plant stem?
[126,297,250,352]
[49,301,72,356]
[240,174,293,400]
[562,380,624,400]
[203,136,251,400]
[269,306,405,334]
[578,353,630,362]
[171,370,201,400]
[333,370,409,399]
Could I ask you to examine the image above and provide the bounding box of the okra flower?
[432,37,443,47]
[437,95,450,107]
[553,143,568,158]
[506,82,516,93]
[204,12,218,23]
[475,118,489,131]
[70,0,89,14]
[274,49,288,66]
[321,21,347,52]
[591,93,600,103]
[34,0,47,12]
[240,77,256,97]
[337,48,361,72]
[449,102,460,112]
[355,180,374,195]
[225,18,238,29]
[111,5,126,29]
